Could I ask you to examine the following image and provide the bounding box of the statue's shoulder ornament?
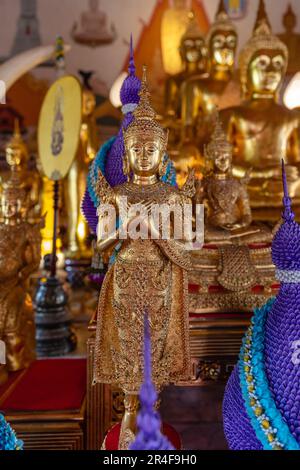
[96,169,115,206]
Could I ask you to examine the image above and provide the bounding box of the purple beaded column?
[223,161,300,449]
[81,35,141,234]
[130,314,174,451]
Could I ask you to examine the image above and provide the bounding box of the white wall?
[0,0,300,88]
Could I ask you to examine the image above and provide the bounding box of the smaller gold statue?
[198,115,251,240]
[4,119,42,223]
[278,4,300,76]
[0,155,43,382]
[221,3,300,214]
[196,115,271,244]
[190,116,274,317]
[181,0,239,152]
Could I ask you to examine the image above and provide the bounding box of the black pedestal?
[65,257,91,288]
[34,276,77,357]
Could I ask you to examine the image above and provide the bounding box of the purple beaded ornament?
[81,35,141,234]
[129,314,174,451]
[223,160,300,450]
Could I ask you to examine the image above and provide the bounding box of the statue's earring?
[122,154,130,182]
[159,154,168,178]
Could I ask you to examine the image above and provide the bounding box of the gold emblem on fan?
[38,75,82,180]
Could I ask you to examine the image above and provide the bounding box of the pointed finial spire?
[14,118,21,138]
[205,109,233,161]
[128,34,135,76]
[134,65,155,120]
[254,0,271,31]
[182,10,203,41]
[282,159,295,223]
[55,35,65,76]
[217,0,227,15]
[283,4,296,32]
[129,313,174,451]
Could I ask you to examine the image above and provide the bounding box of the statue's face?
[210,31,237,71]
[248,49,286,96]
[214,149,232,173]
[181,38,208,69]
[1,199,20,220]
[6,147,22,167]
[82,90,96,116]
[126,136,164,176]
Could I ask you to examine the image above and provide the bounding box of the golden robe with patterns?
[93,181,192,393]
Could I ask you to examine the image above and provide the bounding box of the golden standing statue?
[181,0,239,152]
[4,120,42,223]
[220,5,300,215]
[0,154,43,383]
[93,67,194,448]
[65,82,98,258]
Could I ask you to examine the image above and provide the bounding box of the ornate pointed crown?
[239,0,288,95]
[5,119,28,167]
[181,11,204,42]
[1,167,27,218]
[120,34,141,112]
[123,66,168,147]
[206,0,237,46]
[205,112,233,160]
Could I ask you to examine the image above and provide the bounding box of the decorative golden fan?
[38,75,82,181]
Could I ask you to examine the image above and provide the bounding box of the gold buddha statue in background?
[181,0,238,153]
[65,77,98,259]
[93,67,194,448]
[4,120,42,223]
[196,114,271,244]
[278,3,300,76]
[197,115,251,242]
[220,3,300,216]
[0,155,43,383]
[189,116,274,319]
[164,11,208,133]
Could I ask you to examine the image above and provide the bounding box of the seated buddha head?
[239,19,288,100]
[1,174,27,223]
[123,66,168,180]
[206,0,237,76]
[179,12,208,73]
[5,120,28,169]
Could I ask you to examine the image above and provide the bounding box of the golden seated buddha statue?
[190,116,275,317]
[278,3,300,76]
[180,0,239,154]
[220,2,300,217]
[196,115,272,244]
[164,10,208,148]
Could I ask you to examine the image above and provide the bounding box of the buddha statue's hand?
[272,163,299,181]
[234,164,299,181]
[220,221,248,231]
